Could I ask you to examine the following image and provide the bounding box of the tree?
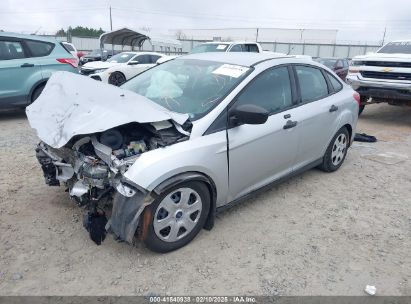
[175,30,186,40]
[55,26,105,37]
[56,28,66,37]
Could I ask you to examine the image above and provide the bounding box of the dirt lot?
[0,104,410,296]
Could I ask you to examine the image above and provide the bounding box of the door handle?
[283,120,298,129]
[329,105,339,112]
[21,63,34,68]
[284,113,291,119]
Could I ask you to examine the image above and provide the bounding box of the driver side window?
[234,66,293,114]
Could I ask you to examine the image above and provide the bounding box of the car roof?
[0,32,60,43]
[177,52,309,67]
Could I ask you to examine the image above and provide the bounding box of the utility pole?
[256,28,259,42]
[109,6,113,31]
[382,27,387,45]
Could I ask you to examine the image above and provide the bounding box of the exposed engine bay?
[35,120,190,244]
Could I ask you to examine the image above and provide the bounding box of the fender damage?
[27,72,191,244]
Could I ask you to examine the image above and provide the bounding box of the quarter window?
[25,40,54,57]
[295,66,329,103]
[234,66,293,114]
[327,72,343,92]
[0,40,26,60]
[150,55,161,63]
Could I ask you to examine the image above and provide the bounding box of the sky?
[1,0,411,44]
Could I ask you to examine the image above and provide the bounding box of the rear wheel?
[108,72,126,86]
[319,127,349,172]
[142,181,210,253]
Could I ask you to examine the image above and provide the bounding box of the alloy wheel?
[331,133,347,166]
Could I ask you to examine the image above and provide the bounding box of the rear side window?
[235,66,293,114]
[295,66,329,103]
[136,54,152,64]
[230,45,243,52]
[245,44,259,52]
[25,40,54,57]
[0,40,26,60]
[327,72,343,92]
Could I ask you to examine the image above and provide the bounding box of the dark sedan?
[315,57,349,81]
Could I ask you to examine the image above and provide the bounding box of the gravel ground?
[0,104,410,296]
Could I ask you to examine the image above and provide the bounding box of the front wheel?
[108,72,126,86]
[319,127,349,172]
[142,181,210,253]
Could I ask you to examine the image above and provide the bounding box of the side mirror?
[229,104,269,127]
[128,60,139,65]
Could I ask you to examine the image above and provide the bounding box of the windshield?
[108,53,135,63]
[190,43,229,54]
[378,42,411,54]
[121,59,250,120]
[317,59,337,68]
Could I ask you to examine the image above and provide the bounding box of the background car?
[79,49,117,65]
[80,51,164,86]
[0,32,78,108]
[28,53,359,252]
[315,57,349,80]
[190,41,263,53]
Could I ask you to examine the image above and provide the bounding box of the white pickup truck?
[346,40,411,114]
[190,41,264,53]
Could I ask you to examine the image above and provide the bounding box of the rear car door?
[227,65,300,201]
[290,65,343,170]
[0,37,42,107]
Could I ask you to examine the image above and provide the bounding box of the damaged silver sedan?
[27,53,358,252]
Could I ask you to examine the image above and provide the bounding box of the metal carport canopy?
[99,28,181,49]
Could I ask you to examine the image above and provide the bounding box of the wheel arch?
[152,171,217,231]
[29,79,48,103]
[342,123,353,146]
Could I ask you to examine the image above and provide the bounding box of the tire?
[31,83,45,103]
[108,72,126,86]
[358,105,365,116]
[319,127,350,172]
[142,181,210,253]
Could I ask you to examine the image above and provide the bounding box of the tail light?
[57,58,78,68]
[353,92,361,106]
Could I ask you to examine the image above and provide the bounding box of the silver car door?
[291,65,343,170]
[227,65,300,201]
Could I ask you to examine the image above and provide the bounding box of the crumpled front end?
[28,71,192,245]
[35,121,190,245]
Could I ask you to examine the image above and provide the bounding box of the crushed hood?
[26,72,189,148]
